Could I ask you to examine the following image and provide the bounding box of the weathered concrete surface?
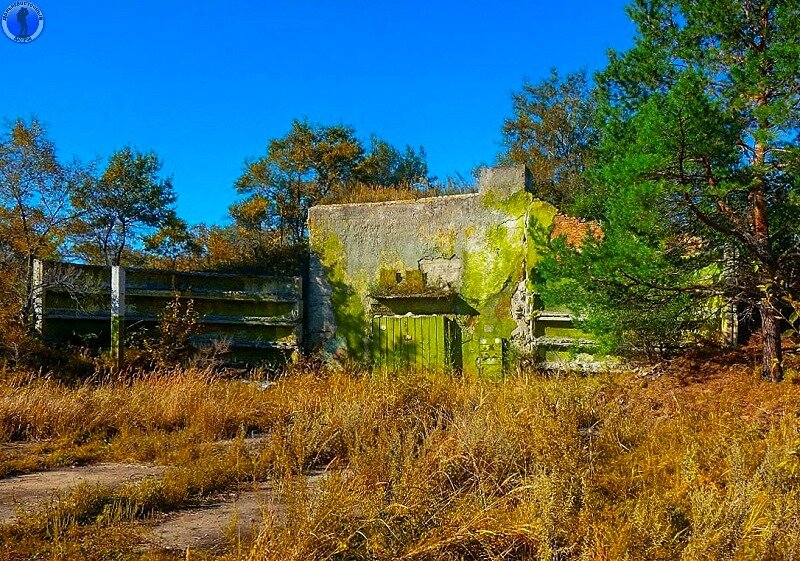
[418,256,463,289]
[0,463,165,523]
[307,165,571,373]
[308,192,495,350]
[307,252,339,354]
[308,192,512,361]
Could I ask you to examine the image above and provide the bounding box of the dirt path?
[0,460,330,552]
[147,484,275,551]
[147,472,329,551]
[0,463,165,523]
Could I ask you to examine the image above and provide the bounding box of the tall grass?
[320,181,476,206]
[0,368,272,443]
[245,364,800,561]
[1,355,800,560]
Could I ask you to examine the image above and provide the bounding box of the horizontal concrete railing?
[33,260,302,367]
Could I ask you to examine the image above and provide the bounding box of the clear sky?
[1,1,635,226]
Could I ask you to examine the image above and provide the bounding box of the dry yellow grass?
[319,182,475,206]
[246,358,800,561]
[0,368,271,444]
[0,350,799,560]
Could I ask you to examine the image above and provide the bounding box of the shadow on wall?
[372,294,479,317]
[327,272,368,359]
[307,233,369,360]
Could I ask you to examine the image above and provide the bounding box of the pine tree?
[547,0,800,380]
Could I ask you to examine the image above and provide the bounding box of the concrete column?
[32,259,45,334]
[306,252,336,351]
[478,165,532,198]
[111,266,126,369]
[294,276,303,348]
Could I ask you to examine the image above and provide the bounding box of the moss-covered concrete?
[308,225,369,358]
[307,165,590,375]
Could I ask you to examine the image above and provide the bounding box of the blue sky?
[1,1,635,225]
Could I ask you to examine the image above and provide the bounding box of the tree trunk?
[760,299,783,382]
[751,131,783,381]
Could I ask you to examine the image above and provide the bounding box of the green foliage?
[234,119,431,244]
[545,0,800,367]
[0,117,84,261]
[784,294,800,343]
[356,136,429,187]
[192,223,308,276]
[141,216,204,270]
[541,238,698,356]
[0,117,87,335]
[72,147,178,266]
[234,120,365,244]
[499,69,597,211]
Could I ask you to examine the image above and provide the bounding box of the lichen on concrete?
[307,224,368,358]
[306,165,591,375]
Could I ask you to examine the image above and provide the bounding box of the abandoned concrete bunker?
[33,164,736,372]
[307,165,592,377]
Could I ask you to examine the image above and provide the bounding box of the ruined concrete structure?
[34,165,737,373]
[34,261,303,367]
[307,165,592,376]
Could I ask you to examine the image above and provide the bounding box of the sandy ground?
[147,484,276,551]
[147,472,328,551]
[0,460,329,552]
[0,463,166,522]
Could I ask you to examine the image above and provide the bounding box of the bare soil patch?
[0,462,165,522]
[147,471,329,552]
[147,484,273,551]
[0,459,331,553]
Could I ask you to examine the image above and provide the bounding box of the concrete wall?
[307,165,586,374]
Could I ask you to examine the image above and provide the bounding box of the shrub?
[136,296,200,369]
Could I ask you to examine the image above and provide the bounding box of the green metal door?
[372,315,460,371]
